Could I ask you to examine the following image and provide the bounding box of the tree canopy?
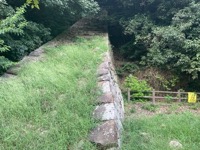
[1,0,200,89]
[0,0,99,74]
[101,0,200,80]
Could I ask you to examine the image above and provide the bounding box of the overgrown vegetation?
[124,75,152,100]
[0,36,107,149]
[2,0,200,148]
[0,0,99,75]
[99,0,200,91]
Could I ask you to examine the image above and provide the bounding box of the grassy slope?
[0,36,107,149]
[122,112,200,150]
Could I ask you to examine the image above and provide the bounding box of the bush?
[124,75,152,98]
[134,67,180,91]
[4,41,28,61]
[0,57,13,75]
[2,21,51,62]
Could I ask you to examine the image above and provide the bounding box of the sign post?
[188,92,197,103]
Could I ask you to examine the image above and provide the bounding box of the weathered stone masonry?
[89,50,124,149]
[1,15,125,149]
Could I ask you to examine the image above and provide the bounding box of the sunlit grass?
[122,112,200,150]
[0,36,107,149]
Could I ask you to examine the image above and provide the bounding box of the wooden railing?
[127,89,200,104]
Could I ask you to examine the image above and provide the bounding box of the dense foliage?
[98,0,200,90]
[1,0,200,89]
[124,75,152,98]
[126,1,199,79]
[0,0,99,75]
[113,0,199,78]
[7,0,100,35]
[0,3,27,73]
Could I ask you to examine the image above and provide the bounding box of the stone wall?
[1,16,125,149]
[89,50,124,149]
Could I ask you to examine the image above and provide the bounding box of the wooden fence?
[127,89,200,104]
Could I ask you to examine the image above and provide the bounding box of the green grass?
[141,103,159,112]
[122,112,200,150]
[0,36,107,149]
[189,102,200,110]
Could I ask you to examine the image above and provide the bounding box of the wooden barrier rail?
[127,89,200,104]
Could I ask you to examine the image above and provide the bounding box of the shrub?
[124,75,152,99]
[4,40,28,61]
[0,57,13,75]
[2,22,51,62]
[141,103,158,112]
[134,67,180,91]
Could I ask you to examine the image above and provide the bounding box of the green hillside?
[0,36,107,149]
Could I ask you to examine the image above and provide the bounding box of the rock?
[89,120,118,149]
[98,74,111,81]
[93,103,117,121]
[71,140,85,150]
[98,81,111,93]
[140,132,149,137]
[103,52,112,62]
[97,92,114,104]
[1,73,16,78]
[169,140,183,149]
[29,48,44,57]
[107,147,118,150]
[97,68,109,76]
[139,132,150,142]
[21,56,43,63]
[6,66,20,75]
[161,123,166,128]
[99,62,110,70]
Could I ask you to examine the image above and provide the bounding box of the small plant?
[124,75,152,100]
[130,107,136,113]
[165,95,173,103]
[168,104,179,112]
[189,103,200,110]
[141,103,158,112]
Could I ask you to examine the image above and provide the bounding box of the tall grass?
[122,112,200,150]
[0,36,107,149]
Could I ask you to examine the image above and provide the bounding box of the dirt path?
[125,101,200,119]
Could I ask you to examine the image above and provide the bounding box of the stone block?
[89,120,118,148]
[97,68,109,76]
[21,56,43,63]
[99,62,110,70]
[97,92,114,104]
[93,103,117,121]
[1,73,16,78]
[29,48,44,57]
[98,74,111,82]
[103,52,112,63]
[6,66,20,75]
[98,81,111,93]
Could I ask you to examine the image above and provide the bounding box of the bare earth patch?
[125,102,200,119]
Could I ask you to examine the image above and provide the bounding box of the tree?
[103,0,200,79]
[7,0,100,35]
[0,0,100,74]
[0,2,27,72]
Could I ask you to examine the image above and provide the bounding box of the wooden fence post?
[178,90,181,102]
[152,89,155,104]
[128,88,130,102]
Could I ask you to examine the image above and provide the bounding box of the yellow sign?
[188,92,197,103]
